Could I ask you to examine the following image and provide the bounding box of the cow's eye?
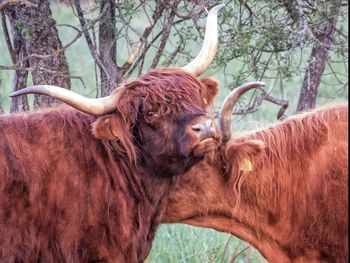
[145,111,158,124]
[146,112,154,118]
[144,111,159,128]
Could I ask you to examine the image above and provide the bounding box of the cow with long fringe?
[163,84,348,263]
[0,5,225,262]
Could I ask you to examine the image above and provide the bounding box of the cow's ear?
[92,115,121,140]
[91,91,139,162]
[225,139,265,171]
[223,139,265,195]
[92,90,139,141]
[200,77,219,106]
[92,114,138,163]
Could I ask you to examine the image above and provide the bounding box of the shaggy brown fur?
[0,68,220,262]
[164,104,348,263]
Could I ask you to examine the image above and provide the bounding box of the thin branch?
[193,17,205,40]
[73,0,110,78]
[60,29,83,51]
[219,236,233,263]
[1,11,16,63]
[0,65,32,71]
[120,2,166,73]
[18,12,108,67]
[326,60,347,85]
[214,87,289,121]
[124,28,164,78]
[150,1,179,69]
[124,16,190,79]
[163,43,183,67]
[229,246,249,263]
[239,0,260,22]
[0,65,87,90]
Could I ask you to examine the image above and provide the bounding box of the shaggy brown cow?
[164,84,348,263]
[0,5,224,262]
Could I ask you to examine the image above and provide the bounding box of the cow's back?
[253,104,348,262]
[303,104,348,261]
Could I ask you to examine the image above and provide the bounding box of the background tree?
[0,0,347,115]
[280,0,344,111]
[1,0,70,111]
[215,0,348,114]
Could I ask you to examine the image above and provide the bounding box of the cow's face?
[162,139,265,221]
[8,4,226,178]
[92,69,221,177]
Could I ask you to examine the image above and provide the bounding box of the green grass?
[147,224,263,263]
[0,4,348,262]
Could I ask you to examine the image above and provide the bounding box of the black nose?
[191,119,216,141]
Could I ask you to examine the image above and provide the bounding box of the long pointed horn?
[219,81,266,142]
[10,85,119,115]
[181,3,225,76]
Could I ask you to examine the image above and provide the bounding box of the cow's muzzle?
[191,119,216,141]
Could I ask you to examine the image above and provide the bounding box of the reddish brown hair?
[164,104,348,262]
[0,68,221,262]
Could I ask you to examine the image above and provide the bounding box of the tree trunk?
[17,0,71,109]
[5,8,30,112]
[296,0,342,112]
[99,1,118,96]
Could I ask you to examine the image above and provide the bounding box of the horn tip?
[9,86,38,97]
[209,3,225,15]
[9,91,21,97]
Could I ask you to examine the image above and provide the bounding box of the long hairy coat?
[164,104,348,263]
[0,69,219,263]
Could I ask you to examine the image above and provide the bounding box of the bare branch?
[234,91,288,118]
[239,0,260,22]
[219,236,232,263]
[229,246,249,263]
[73,0,110,78]
[1,11,16,63]
[124,29,163,79]
[0,65,87,90]
[18,16,104,67]
[150,1,179,69]
[163,44,183,67]
[0,65,33,71]
[120,1,166,74]
[214,87,289,121]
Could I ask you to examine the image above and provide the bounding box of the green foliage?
[15,18,30,39]
[121,0,137,17]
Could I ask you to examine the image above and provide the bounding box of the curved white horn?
[220,81,266,142]
[181,3,225,76]
[10,85,119,115]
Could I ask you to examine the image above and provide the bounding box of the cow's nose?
[191,119,216,141]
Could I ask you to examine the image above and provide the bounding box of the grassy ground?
[0,4,347,262]
[147,224,264,263]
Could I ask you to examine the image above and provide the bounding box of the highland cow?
[0,5,225,262]
[164,84,348,263]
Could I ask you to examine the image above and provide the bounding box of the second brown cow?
[164,86,348,263]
